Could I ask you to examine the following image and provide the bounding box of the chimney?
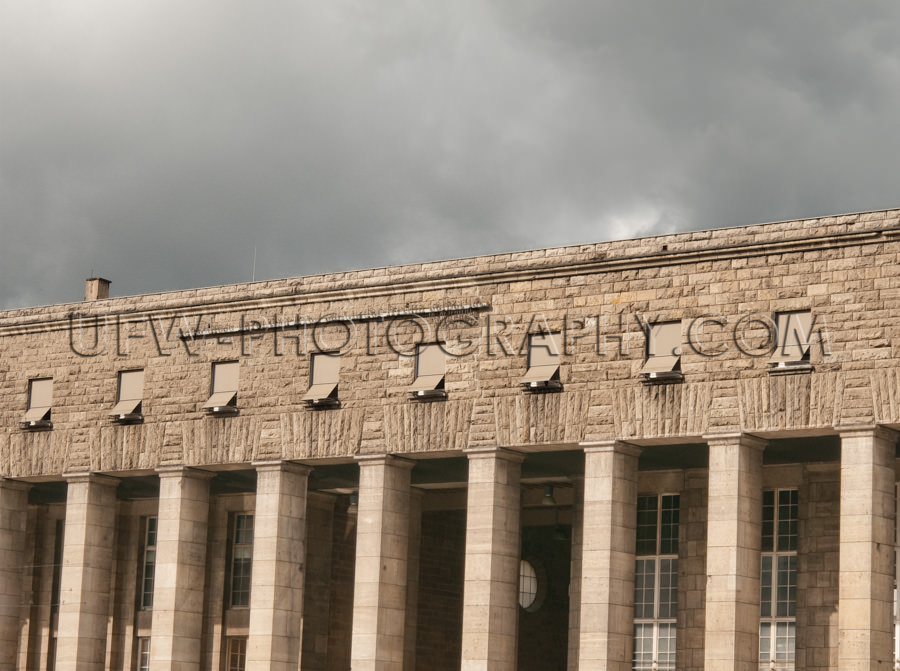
[84,277,111,301]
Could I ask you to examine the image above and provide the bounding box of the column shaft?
[460,447,523,671]
[0,480,29,669]
[247,461,311,671]
[567,476,584,671]
[703,433,765,671]
[56,474,118,671]
[350,455,414,671]
[577,441,640,671]
[838,427,895,670]
[150,467,212,671]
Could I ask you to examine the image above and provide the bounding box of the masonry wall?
[2,211,900,475]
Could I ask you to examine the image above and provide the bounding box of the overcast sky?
[2,2,899,309]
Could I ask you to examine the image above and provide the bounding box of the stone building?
[1,208,899,671]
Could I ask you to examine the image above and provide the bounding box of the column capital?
[835,423,900,442]
[62,472,119,487]
[354,453,416,469]
[251,459,313,476]
[155,465,215,480]
[580,439,642,458]
[462,446,525,463]
[702,432,767,451]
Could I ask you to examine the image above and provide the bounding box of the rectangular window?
[633,494,679,671]
[203,361,239,413]
[409,343,447,396]
[640,321,682,378]
[110,369,144,420]
[136,637,151,671]
[760,489,798,670]
[302,352,340,404]
[141,516,157,609]
[227,637,247,671]
[23,377,53,424]
[230,514,253,607]
[520,332,562,389]
[769,311,812,367]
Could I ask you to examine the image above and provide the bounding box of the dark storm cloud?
[2,1,899,308]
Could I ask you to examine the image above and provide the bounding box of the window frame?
[226,637,248,671]
[520,332,562,390]
[140,516,157,610]
[409,343,447,397]
[136,637,151,671]
[633,493,680,671]
[23,377,53,425]
[110,369,145,421]
[203,361,239,414]
[759,488,798,670]
[769,311,813,367]
[229,513,254,608]
[640,321,683,381]
[302,352,341,405]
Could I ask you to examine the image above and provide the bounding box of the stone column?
[460,447,523,671]
[0,479,29,669]
[55,473,119,671]
[350,455,415,671]
[577,441,640,671]
[567,475,584,671]
[150,466,213,671]
[837,426,896,670]
[703,433,766,671]
[247,461,312,671]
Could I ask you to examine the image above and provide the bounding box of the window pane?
[776,555,797,618]
[636,496,658,556]
[759,622,772,662]
[633,558,656,619]
[230,514,254,607]
[777,489,798,552]
[775,621,796,661]
[137,638,151,671]
[632,623,654,670]
[234,514,254,545]
[658,558,678,619]
[141,517,158,609]
[760,555,773,618]
[228,638,247,671]
[659,495,680,555]
[657,622,677,670]
[762,490,775,552]
[519,560,537,609]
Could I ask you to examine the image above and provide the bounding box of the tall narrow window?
[302,352,340,407]
[230,514,253,607]
[204,361,239,414]
[141,517,157,609]
[110,369,145,423]
[227,637,247,671]
[409,343,447,399]
[520,332,562,391]
[760,489,798,670]
[769,311,812,369]
[633,494,679,671]
[640,321,683,381]
[22,377,53,428]
[136,638,151,671]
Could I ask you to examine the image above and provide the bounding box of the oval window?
[519,559,538,609]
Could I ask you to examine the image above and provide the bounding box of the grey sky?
[2,1,899,309]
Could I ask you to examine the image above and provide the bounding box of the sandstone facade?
[1,209,900,669]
